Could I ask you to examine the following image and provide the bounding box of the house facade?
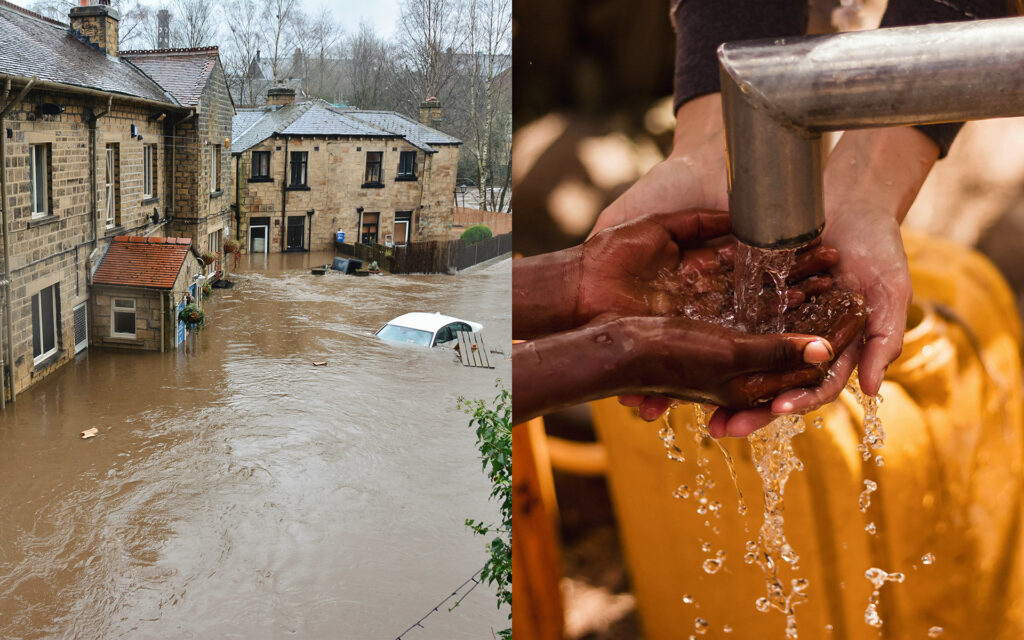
[232,89,461,254]
[0,0,233,403]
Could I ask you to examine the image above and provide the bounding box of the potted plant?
[224,239,241,255]
[200,250,218,265]
[202,281,213,300]
[178,303,205,330]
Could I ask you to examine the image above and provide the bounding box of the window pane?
[32,146,46,213]
[114,298,135,309]
[31,292,41,357]
[114,311,135,335]
[40,286,55,353]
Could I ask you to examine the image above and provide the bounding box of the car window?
[455,322,472,333]
[376,324,432,346]
[434,325,455,345]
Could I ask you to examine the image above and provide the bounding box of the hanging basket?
[200,251,219,265]
[178,303,205,329]
[224,239,241,255]
[202,281,213,300]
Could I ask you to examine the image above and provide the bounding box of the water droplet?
[682,594,694,604]
[865,522,876,535]
[875,455,884,467]
[744,552,757,564]
[792,577,809,592]
[701,542,712,553]
[825,624,833,633]
[694,617,709,635]
[755,597,771,613]
[723,624,733,633]
[702,558,722,574]
[745,540,757,552]
[674,484,691,499]
[928,626,944,637]
[922,552,935,565]
[813,416,824,429]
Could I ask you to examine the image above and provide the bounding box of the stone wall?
[1,89,182,396]
[91,286,163,351]
[234,134,460,253]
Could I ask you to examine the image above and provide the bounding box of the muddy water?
[0,251,511,639]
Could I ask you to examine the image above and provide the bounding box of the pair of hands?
[590,93,937,434]
[512,208,864,430]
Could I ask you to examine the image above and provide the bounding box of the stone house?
[231,89,461,253]
[91,236,205,351]
[0,0,233,403]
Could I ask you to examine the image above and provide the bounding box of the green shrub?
[461,224,492,245]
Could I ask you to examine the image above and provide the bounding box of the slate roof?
[121,47,219,107]
[0,2,175,104]
[231,100,462,154]
[231,100,395,153]
[93,236,195,290]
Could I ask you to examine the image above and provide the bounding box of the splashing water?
[863,568,905,628]
[734,243,797,334]
[858,479,877,512]
[922,553,935,566]
[928,626,944,637]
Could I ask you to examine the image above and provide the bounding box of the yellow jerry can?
[590,230,1024,639]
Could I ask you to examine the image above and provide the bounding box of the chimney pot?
[267,86,296,107]
[69,2,120,57]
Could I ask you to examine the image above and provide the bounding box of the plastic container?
[336,230,345,243]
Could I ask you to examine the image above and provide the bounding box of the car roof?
[386,312,479,333]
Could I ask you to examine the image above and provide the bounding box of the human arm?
[512,314,836,424]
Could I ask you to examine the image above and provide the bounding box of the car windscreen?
[375,324,433,347]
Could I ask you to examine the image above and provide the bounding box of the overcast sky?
[9,0,401,39]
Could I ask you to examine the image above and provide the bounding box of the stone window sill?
[33,351,59,371]
[142,196,160,205]
[105,225,126,237]
[104,336,144,346]
[361,182,385,189]
[395,175,418,182]
[28,215,59,229]
[286,184,310,191]
[210,190,224,199]
[248,176,273,183]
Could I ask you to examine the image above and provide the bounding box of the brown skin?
[513,210,867,424]
[513,314,840,424]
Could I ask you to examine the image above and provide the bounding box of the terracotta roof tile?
[93,236,193,290]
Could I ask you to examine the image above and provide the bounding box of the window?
[31,284,59,365]
[143,144,156,198]
[251,150,270,179]
[397,151,416,180]
[394,211,412,246]
[111,298,136,338]
[360,211,379,245]
[210,144,221,192]
[105,144,120,228]
[30,144,49,218]
[364,151,383,185]
[289,151,308,187]
[208,230,221,254]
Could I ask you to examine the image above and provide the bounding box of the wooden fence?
[336,232,512,274]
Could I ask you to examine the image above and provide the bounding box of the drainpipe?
[718,16,1024,249]
[0,76,36,404]
[416,151,433,242]
[169,110,196,227]
[160,290,166,353]
[233,153,242,244]
[88,96,111,246]
[280,137,289,252]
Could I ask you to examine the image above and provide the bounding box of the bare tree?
[170,0,215,48]
[297,7,345,101]
[395,0,468,111]
[463,0,511,212]
[343,22,398,110]
[29,0,152,49]
[264,0,299,83]
[221,0,265,105]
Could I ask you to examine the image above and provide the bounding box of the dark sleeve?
[880,0,1011,158]
[671,0,807,114]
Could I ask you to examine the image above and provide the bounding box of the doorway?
[394,211,411,246]
[286,216,305,251]
[361,212,380,245]
[250,225,268,254]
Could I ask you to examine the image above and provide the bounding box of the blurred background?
[512,1,1024,637]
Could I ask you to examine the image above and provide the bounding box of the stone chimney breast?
[267,86,296,107]
[69,2,120,57]
[419,97,442,127]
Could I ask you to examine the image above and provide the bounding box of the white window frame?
[105,146,116,228]
[30,144,48,219]
[143,144,154,198]
[31,284,59,365]
[111,298,137,338]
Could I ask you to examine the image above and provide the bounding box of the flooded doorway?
[0,251,511,639]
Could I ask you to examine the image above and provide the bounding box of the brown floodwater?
[0,251,511,639]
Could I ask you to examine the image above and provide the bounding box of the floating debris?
[80,428,99,439]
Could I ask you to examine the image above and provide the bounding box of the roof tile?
[93,236,194,290]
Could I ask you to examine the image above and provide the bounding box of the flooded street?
[0,251,510,639]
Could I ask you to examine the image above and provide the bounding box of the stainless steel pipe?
[718,16,1024,248]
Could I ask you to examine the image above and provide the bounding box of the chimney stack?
[419,97,442,127]
[267,86,296,107]
[69,1,120,57]
[157,9,170,49]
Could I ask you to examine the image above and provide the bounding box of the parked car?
[375,312,483,348]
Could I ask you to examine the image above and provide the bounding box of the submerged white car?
[375,312,483,348]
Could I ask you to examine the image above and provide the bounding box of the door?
[73,302,88,354]
[286,216,305,251]
[394,212,412,246]
[361,212,379,245]
[176,297,186,345]
[250,225,268,254]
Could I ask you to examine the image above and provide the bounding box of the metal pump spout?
[718,16,1024,249]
